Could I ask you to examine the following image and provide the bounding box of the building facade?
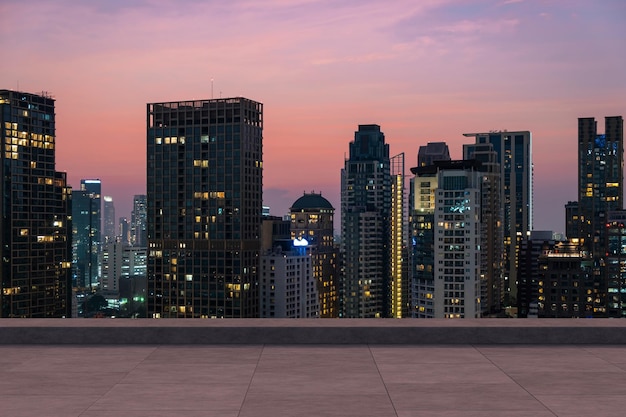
[340,124,391,318]
[0,89,72,317]
[411,160,482,318]
[290,192,338,317]
[463,131,532,305]
[72,179,101,290]
[577,116,623,317]
[103,196,115,244]
[131,194,147,246]
[147,97,263,318]
[259,244,318,318]
[463,142,504,315]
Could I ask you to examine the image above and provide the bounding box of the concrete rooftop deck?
[1,320,626,416]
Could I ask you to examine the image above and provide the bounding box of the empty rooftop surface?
[1,320,626,416]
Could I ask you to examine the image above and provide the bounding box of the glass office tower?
[147,97,263,318]
[0,89,72,317]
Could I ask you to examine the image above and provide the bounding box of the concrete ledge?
[1,319,626,344]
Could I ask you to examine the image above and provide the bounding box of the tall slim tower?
[147,97,263,318]
[578,116,623,317]
[0,89,72,317]
[463,131,532,305]
[131,194,147,247]
[72,179,101,289]
[340,124,391,318]
[103,196,115,243]
[463,142,504,315]
[578,117,623,255]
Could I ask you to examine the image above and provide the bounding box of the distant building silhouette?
[0,89,72,317]
[72,179,101,289]
[147,97,263,318]
[103,196,116,243]
[131,194,147,246]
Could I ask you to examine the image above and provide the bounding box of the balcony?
[1,319,625,416]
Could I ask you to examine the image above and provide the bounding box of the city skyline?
[1,0,624,233]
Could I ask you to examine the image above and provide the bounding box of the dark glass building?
[0,89,72,317]
[340,124,391,318]
[147,97,263,318]
[72,179,101,289]
[463,131,532,306]
[577,116,623,317]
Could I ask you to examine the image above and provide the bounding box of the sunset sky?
[1,0,624,233]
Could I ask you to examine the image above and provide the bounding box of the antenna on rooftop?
[211,78,214,99]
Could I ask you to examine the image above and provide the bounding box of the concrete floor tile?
[249,369,385,395]
[582,346,626,363]
[123,362,257,384]
[0,394,100,417]
[535,394,626,417]
[89,382,248,411]
[239,392,396,417]
[377,362,515,384]
[371,346,491,365]
[80,411,240,417]
[386,382,548,412]
[396,410,557,417]
[508,370,626,395]
[0,371,126,395]
[143,345,263,365]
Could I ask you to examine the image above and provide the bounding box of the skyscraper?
[340,124,392,318]
[0,89,72,317]
[72,179,101,289]
[410,160,482,318]
[463,131,532,305]
[131,194,147,246]
[463,142,504,315]
[577,116,624,317]
[289,192,338,317]
[577,117,623,256]
[103,195,116,243]
[147,97,263,318]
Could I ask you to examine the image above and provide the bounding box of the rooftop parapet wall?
[1,319,626,345]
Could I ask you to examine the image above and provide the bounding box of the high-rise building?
[340,124,394,318]
[578,117,624,255]
[463,131,532,305]
[289,192,338,317]
[390,153,408,318]
[103,196,116,243]
[131,194,147,246]
[118,217,130,245]
[101,241,147,297]
[537,239,591,318]
[259,243,318,318]
[565,201,582,240]
[410,160,482,318]
[577,116,623,317]
[147,97,263,318]
[0,89,72,317]
[517,230,555,318]
[606,210,626,317]
[72,179,101,289]
[463,142,504,315]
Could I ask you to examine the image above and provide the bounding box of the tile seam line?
[76,344,159,416]
[473,344,560,417]
[368,343,400,417]
[237,343,265,417]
